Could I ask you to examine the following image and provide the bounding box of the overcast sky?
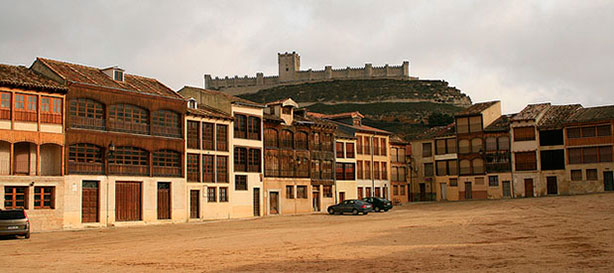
[1,1,612,113]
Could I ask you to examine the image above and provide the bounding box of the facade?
[335,129,357,203]
[204,51,415,95]
[31,58,187,229]
[409,125,453,201]
[390,136,410,204]
[178,86,265,218]
[0,64,67,231]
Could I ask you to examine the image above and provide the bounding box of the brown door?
[190,190,200,219]
[269,192,279,215]
[419,183,426,201]
[547,177,558,195]
[13,143,30,175]
[366,187,372,198]
[312,190,320,212]
[253,188,260,216]
[524,179,534,197]
[357,187,363,199]
[157,182,171,220]
[464,182,472,200]
[605,171,614,192]
[375,187,381,198]
[115,181,142,221]
[82,181,99,223]
[339,192,345,202]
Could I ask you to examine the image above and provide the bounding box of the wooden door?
[253,188,260,216]
[440,183,447,201]
[312,190,320,212]
[190,190,199,219]
[115,181,142,221]
[269,192,279,215]
[605,171,614,192]
[419,183,426,201]
[464,182,472,200]
[502,181,511,197]
[366,187,372,198]
[157,182,171,220]
[82,181,99,223]
[357,187,363,199]
[524,179,534,197]
[339,192,345,202]
[547,177,558,195]
[375,187,381,198]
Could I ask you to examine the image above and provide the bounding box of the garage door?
[115,181,142,221]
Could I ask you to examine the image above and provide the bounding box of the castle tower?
[278,51,300,83]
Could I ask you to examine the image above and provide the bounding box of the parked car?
[327,200,372,215]
[0,209,30,239]
[362,197,393,212]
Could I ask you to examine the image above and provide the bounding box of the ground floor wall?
[312,184,336,213]
[0,176,65,232]
[391,181,409,204]
[63,175,187,229]
[566,163,614,195]
[434,176,457,201]
[263,178,312,216]
[356,179,390,199]
[335,180,356,202]
[185,181,260,221]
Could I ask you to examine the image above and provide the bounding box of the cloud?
[0,0,612,113]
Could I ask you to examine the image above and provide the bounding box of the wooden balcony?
[153,166,182,177]
[109,164,149,176]
[107,120,149,135]
[68,162,104,175]
[152,125,181,138]
[70,116,105,130]
[0,109,10,120]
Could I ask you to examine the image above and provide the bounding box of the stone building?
[204,51,417,95]
[389,136,410,204]
[0,64,67,231]
[334,128,357,203]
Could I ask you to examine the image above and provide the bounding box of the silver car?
[0,209,30,239]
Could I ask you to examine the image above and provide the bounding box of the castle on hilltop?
[204,51,418,95]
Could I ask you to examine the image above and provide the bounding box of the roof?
[308,111,365,120]
[537,104,583,130]
[567,105,614,124]
[263,113,283,122]
[187,105,232,120]
[412,123,456,141]
[266,98,299,108]
[511,103,550,121]
[0,64,67,93]
[389,135,408,144]
[179,86,264,108]
[484,114,513,132]
[35,57,182,100]
[455,101,499,117]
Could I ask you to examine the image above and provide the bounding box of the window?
[336,163,356,180]
[264,128,279,148]
[364,161,371,179]
[597,125,612,136]
[312,132,321,150]
[281,130,294,149]
[498,137,510,150]
[235,175,247,190]
[207,187,216,202]
[357,161,363,179]
[488,176,499,187]
[424,163,434,177]
[447,138,457,154]
[458,139,470,154]
[202,122,215,150]
[216,124,228,151]
[460,160,471,175]
[599,146,613,162]
[472,158,484,174]
[235,147,261,173]
[357,137,363,155]
[187,154,200,182]
[583,147,598,163]
[450,178,458,187]
[400,185,406,195]
[540,150,565,170]
[571,170,582,181]
[364,136,371,155]
[4,186,28,209]
[422,142,432,157]
[336,163,344,180]
[393,185,399,195]
[203,155,214,182]
[448,160,458,175]
[286,186,294,199]
[568,146,613,164]
[456,117,468,134]
[219,187,228,202]
[475,177,484,185]
[471,138,483,153]
[514,127,535,141]
[217,156,228,182]
[14,94,37,122]
[582,127,596,138]
[587,169,598,181]
[248,149,261,172]
[373,138,380,156]
[336,142,345,158]
[346,143,355,158]
[381,162,387,180]
[152,110,181,138]
[40,96,62,124]
[311,160,321,180]
[486,137,497,151]
[568,148,582,164]
[34,186,55,209]
[295,131,308,150]
[234,147,247,172]
[108,104,149,134]
[323,185,333,198]
[152,150,181,177]
[515,152,537,171]
[539,130,564,146]
[436,139,447,155]
[282,106,292,114]
[381,138,387,156]
[469,116,482,133]
[234,114,247,138]
[108,146,149,176]
[114,70,124,81]
[0,92,10,120]
[373,162,380,179]
[296,186,307,199]
[567,127,581,138]
[248,116,261,140]
[436,160,447,176]
[187,121,200,149]
[265,150,280,177]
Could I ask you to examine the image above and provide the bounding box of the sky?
[1,0,612,113]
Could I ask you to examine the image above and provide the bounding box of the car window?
[349,200,355,204]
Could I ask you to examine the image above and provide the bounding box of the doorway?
[253,188,260,216]
[464,182,472,200]
[157,182,171,220]
[312,190,320,212]
[269,191,279,215]
[82,181,99,223]
[419,183,426,201]
[524,178,534,197]
[115,181,142,221]
[547,176,558,195]
[190,190,199,219]
[440,183,447,201]
[605,171,614,192]
[339,192,345,202]
[502,181,511,197]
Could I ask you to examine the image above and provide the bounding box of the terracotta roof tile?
[179,86,264,107]
[187,105,232,120]
[36,58,182,100]
[455,101,499,117]
[511,103,550,121]
[0,63,66,92]
[537,104,583,129]
[485,114,514,132]
[567,105,614,124]
[412,123,455,140]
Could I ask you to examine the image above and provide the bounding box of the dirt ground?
[2,193,614,272]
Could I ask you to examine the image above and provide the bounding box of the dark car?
[327,199,372,215]
[0,209,30,239]
[362,197,393,212]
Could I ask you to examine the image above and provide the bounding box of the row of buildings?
[0,58,411,231]
[410,101,614,201]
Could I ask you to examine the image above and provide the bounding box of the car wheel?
[384,209,389,212]
[328,208,335,215]
[352,209,359,215]
[24,232,30,239]
[363,212,368,215]
[375,207,381,212]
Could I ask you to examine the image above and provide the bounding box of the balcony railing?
[152,125,181,138]
[187,171,199,182]
[516,162,537,171]
[0,159,10,175]
[14,111,37,122]
[153,166,182,177]
[107,120,149,135]
[486,163,511,173]
[69,162,105,175]
[70,116,105,130]
[0,109,10,120]
[109,164,149,176]
[40,113,62,124]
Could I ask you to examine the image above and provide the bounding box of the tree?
[427,113,453,127]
